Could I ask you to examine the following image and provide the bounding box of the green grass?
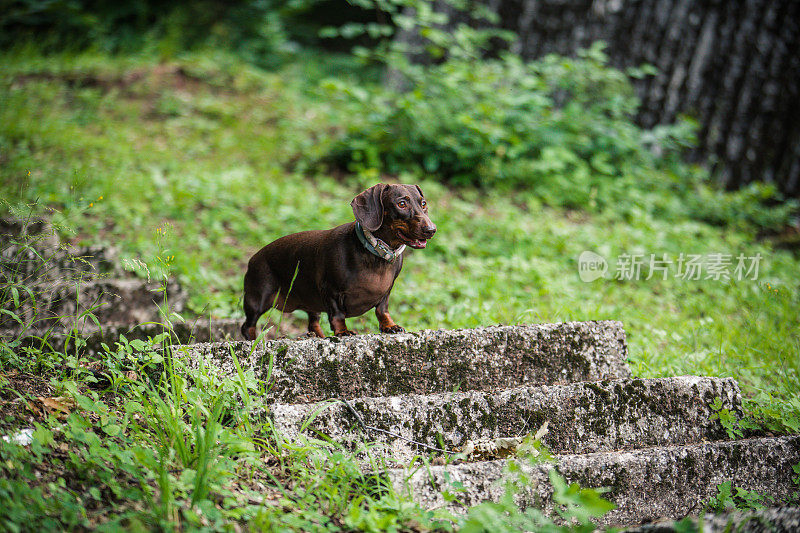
[2,48,797,399]
[1,47,799,529]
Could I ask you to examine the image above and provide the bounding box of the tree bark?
[422,0,800,196]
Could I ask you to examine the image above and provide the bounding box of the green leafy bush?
[706,480,768,513]
[325,42,663,189]
[314,1,796,230]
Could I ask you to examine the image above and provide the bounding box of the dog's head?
[351,183,436,249]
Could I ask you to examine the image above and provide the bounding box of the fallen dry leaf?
[38,396,76,416]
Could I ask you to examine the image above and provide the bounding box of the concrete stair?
[1,277,187,330]
[176,321,629,402]
[2,317,242,354]
[1,217,190,343]
[1,242,119,283]
[271,376,742,464]
[190,321,800,527]
[624,506,800,532]
[392,435,800,526]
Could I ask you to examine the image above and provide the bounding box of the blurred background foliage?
[0,0,380,61]
[2,0,796,228]
[0,0,796,223]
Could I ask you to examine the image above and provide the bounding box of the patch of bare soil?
[0,370,60,433]
[11,64,211,94]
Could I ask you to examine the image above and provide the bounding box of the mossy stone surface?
[184,321,630,403]
[391,435,800,526]
[272,376,741,462]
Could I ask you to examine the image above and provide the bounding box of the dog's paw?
[334,329,356,337]
[380,325,406,334]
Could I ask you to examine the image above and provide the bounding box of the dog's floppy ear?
[415,184,424,198]
[351,183,387,232]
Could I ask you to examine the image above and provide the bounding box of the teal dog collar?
[355,222,406,262]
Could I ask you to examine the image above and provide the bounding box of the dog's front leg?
[376,296,405,334]
[306,312,326,338]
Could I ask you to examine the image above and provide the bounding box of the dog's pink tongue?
[411,239,427,249]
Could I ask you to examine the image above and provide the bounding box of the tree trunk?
[411,0,800,196]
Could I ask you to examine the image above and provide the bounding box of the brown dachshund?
[241,183,436,340]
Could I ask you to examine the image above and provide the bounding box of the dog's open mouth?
[397,229,428,249]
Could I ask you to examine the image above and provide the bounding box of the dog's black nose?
[422,224,437,238]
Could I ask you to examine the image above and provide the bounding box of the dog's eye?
[398,200,407,208]
[420,199,427,208]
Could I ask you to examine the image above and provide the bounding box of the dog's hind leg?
[327,297,355,336]
[241,302,261,341]
[241,264,279,341]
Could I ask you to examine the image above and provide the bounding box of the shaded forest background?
[488,0,800,196]
[3,0,798,197]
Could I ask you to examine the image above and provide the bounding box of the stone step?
[177,321,630,403]
[390,435,800,527]
[0,216,58,247]
[623,506,800,532]
[1,242,120,282]
[1,217,118,277]
[2,216,184,331]
[272,376,741,463]
[1,317,241,355]
[1,277,187,330]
